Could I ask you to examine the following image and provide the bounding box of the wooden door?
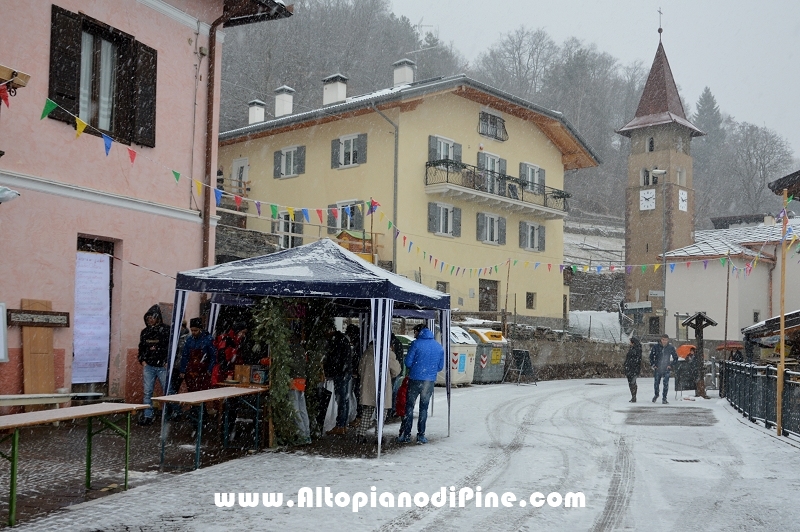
[22,299,56,396]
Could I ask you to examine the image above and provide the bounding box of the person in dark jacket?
[138,305,171,425]
[649,334,679,404]
[624,337,642,402]
[179,318,216,392]
[213,322,248,383]
[398,325,444,444]
[323,326,353,435]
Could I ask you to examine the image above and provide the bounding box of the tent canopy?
[177,239,449,310]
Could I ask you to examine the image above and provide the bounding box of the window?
[520,163,545,194]
[327,200,364,233]
[428,135,462,165]
[526,292,537,310]
[273,146,306,178]
[478,111,508,141]
[675,313,690,341]
[477,213,505,245]
[648,137,655,152]
[753,311,761,323]
[519,222,545,251]
[479,279,499,311]
[427,202,461,236]
[677,168,687,187]
[48,5,157,146]
[273,212,303,249]
[436,281,449,293]
[331,134,367,168]
[230,158,248,196]
[648,316,660,335]
[485,154,501,194]
[640,169,650,186]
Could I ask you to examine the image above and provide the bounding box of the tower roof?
[618,42,704,137]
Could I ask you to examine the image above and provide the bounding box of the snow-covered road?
[17,379,800,531]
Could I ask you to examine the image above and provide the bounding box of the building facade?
[218,66,599,325]
[0,0,290,403]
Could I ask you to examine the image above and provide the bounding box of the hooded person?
[398,326,444,444]
[624,337,642,402]
[180,317,216,392]
[356,340,401,443]
[138,304,171,425]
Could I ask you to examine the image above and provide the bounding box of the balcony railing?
[425,160,570,212]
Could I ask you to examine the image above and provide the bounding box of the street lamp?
[652,168,668,334]
[0,186,20,204]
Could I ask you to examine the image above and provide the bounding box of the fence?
[723,361,800,438]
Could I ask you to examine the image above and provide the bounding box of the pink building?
[0,0,290,405]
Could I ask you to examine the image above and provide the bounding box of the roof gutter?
[371,103,399,272]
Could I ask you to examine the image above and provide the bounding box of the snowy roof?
[219,74,600,168]
[662,239,762,260]
[665,218,800,259]
[176,239,449,309]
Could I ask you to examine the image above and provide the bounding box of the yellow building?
[218,62,599,325]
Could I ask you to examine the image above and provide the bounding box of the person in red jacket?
[213,322,247,384]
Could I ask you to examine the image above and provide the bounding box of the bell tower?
[617,32,704,336]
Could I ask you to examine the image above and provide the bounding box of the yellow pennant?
[654,263,661,272]
[582,265,589,272]
[380,212,385,221]
[75,118,88,138]
[194,179,203,197]
[287,207,295,219]
[524,261,529,268]
[416,246,420,254]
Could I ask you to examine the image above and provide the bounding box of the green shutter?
[452,207,461,237]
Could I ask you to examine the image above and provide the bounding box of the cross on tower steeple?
[658,8,663,41]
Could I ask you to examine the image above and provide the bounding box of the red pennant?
[234,196,242,208]
[547,264,552,271]
[331,208,339,219]
[0,85,9,107]
[686,262,691,268]
[316,209,324,223]
[127,148,137,164]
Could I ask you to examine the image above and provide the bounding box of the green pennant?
[788,195,794,204]
[40,98,58,119]
[571,265,576,273]
[172,170,180,183]
[720,257,727,266]
[270,204,278,218]
[513,260,518,266]
[388,221,393,229]
[494,265,498,273]
[641,264,646,273]
[450,265,455,275]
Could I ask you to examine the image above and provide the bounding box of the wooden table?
[0,392,104,408]
[0,402,147,527]
[154,386,267,471]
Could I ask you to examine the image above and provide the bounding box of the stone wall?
[215,224,280,263]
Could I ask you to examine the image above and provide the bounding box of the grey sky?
[391,0,800,156]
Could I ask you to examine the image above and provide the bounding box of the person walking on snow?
[356,340,401,444]
[624,337,642,402]
[137,305,171,425]
[650,334,678,404]
[398,325,444,444]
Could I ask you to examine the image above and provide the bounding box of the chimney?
[274,85,295,118]
[392,58,416,87]
[764,214,775,225]
[322,73,348,106]
[248,99,266,125]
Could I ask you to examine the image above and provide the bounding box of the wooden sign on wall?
[7,309,70,328]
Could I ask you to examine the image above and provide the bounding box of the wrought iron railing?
[425,160,570,212]
[723,361,800,437]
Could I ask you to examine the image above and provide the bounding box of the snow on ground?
[569,310,628,343]
[16,380,800,531]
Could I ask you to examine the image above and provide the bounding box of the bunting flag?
[547,264,552,271]
[720,257,727,266]
[654,264,661,272]
[316,209,324,224]
[408,241,413,252]
[494,265,499,273]
[450,265,455,275]
[214,188,222,206]
[172,170,180,183]
[41,98,58,119]
[394,229,400,239]
[302,208,310,222]
[416,246,420,254]
[559,265,565,273]
[234,196,242,208]
[534,262,540,270]
[424,251,427,259]
[403,236,407,246]
[343,205,351,219]
[523,261,529,268]
[626,265,632,274]
[287,207,295,219]
[478,268,483,276]
[686,262,691,268]
[596,265,602,273]
[270,204,279,218]
[641,265,646,273]
[703,260,709,269]
[102,134,112,156]
[256,201,262,216]
[388,221,392,229]
[610,265,616,272]
[75,117,88,138]
[788,195,794,204]
[331,208,339,219]
[582,265,589,272]
[194,179,203,197]
[513,260,518,266]
[669,263,675,273]
[127,147,136,164]
[434,259,438,268]
[380,212,385,221]
[440,262,445,272]
[0,85,9,107]
[456,267,460,276]
[367,199,381,214]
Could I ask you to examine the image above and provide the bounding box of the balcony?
[425,161,570,217]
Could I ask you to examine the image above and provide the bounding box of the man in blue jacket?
[650,334,679,404]
[398,325,444,444]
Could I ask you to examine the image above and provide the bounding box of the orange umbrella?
[677,344,696,359]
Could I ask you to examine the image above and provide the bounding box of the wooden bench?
[0,392,104,408]
[153,386,268,471]
[0,402,148,527]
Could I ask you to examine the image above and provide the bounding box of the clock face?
[639,189,656,210]
[679,190,688,212]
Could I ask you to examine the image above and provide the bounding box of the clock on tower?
[639,189,656,210]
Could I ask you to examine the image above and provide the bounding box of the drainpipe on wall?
[768,245,777,317]
[371,104,398,272]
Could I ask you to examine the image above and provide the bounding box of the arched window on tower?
[648,137,655,152]
[640,169,650,186]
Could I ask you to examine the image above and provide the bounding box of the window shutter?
[477,151,486,170]
[293,211,304,246]
[453,143,462,163]
[519,162,527,183]
[352,201,364,230]
[48,5,82,123]
[498,217,506,245]
[452,207,462,237]
[538,225,546,251]
[331,139,340,169]
[356,133,368,164]
[327,204,337,234]
[273,151,282,178]
[498,159,507,196]
[519,221,527,248]
[427,202,438,233]
[428,135,437,162]
[476,213,486,241]
[296,146,306,174]
[498,158,507,175]
[539,168,546,188]
[133,42,157,147]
